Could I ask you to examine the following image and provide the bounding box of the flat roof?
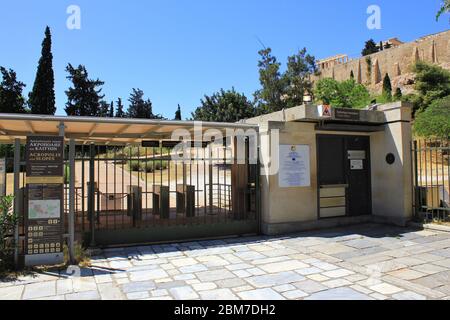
[0,113,258,145]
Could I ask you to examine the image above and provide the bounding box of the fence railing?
[412,139,450,223]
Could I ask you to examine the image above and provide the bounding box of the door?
[317,135,371,218]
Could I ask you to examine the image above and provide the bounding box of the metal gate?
[412,139,450,222]
[73,141,260,246]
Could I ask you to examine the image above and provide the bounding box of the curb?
[408,221,450,233]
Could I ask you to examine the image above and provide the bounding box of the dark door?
[344,136,371,216]
[317,135,371,217]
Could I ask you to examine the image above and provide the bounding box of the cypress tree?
[115,98,126,117]
[394,87,402,100]
[174,104,182,120]
[28,26,56,115]
[382,73,392,101]
[108,101,114,117]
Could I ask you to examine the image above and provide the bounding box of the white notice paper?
[278,145,311,188]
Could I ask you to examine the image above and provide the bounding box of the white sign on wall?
[278,145,311,188]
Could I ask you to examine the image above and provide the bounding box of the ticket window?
[317,135,372,218]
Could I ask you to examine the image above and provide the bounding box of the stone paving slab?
[2,223,450,300]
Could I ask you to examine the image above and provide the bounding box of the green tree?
[28,26,56,115]
[0,67,27,113]
[394,87,402,100]
[64,64,105,116]
[174,104,182,120]
[192,88,255,122]
[361,39,379,56]
[414,95,450,138]
[115,98,126,117]
[382,73,392,101]
[283,48,318,108]
[127,88,162,119]
[99,101,110,117]
[108,101,114,117]
[254,48,287,114]
[412,61,450,114]
[314,78,370,109]
[436,0,450,21]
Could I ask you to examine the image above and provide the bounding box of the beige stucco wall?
[258,103,413,233]
[370,107,413,223]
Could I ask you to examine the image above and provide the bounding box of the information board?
[278,145,311,188]
[25,136,64,265]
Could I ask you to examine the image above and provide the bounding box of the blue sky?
[0,0,448,118]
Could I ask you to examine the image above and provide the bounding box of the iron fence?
[412,139,450,222]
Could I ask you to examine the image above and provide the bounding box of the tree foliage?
[361,39,379,56]
[436,0,450,21]
[254,48,287,114]
[64,64,105,116]
[382,73,392,101]
[192,88,255,122]
[408,62,450,115]
[254,47,317,114]
[0,195,17,273]
[414,95,450,138]
[28,26,56,115]
[115,98,126,117]
[314,78,370,108]
[174,104,182,120]
[0,67,27,113]
[283,48,317,109]
[394,87,402,100]
[127,88,162,119]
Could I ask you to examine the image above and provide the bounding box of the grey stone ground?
[1,223,450,300]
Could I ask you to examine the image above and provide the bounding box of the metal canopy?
[0,113,258,145]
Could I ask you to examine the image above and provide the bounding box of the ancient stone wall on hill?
[312,30,450,95]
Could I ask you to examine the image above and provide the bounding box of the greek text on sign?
[279,145,311,188]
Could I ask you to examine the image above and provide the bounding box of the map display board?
[25,136,64,259]
[278,145,311,188]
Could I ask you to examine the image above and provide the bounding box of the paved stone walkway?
[1,223,450,300]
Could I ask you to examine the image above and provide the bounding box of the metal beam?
[68,139,76,264]
[25,121,35,134]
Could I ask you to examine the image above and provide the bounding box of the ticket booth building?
[245,101,413,235]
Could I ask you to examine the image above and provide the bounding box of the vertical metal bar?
[96,145,100,225]
[68,139,76,263]
[256,146,261,234]
[105,146,109,230]
[413,141,419,218]
[145,146,148,222]
[13,139,21,267]
[152,145,156,225]
[81,145,85,231]
[113,147,117,230]
[89,143,96,247]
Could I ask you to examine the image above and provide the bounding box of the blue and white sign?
[278,145,311,188]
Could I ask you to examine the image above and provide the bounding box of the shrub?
[128,160,168,172]
[0,195,17,273]
[414,95,450,138]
